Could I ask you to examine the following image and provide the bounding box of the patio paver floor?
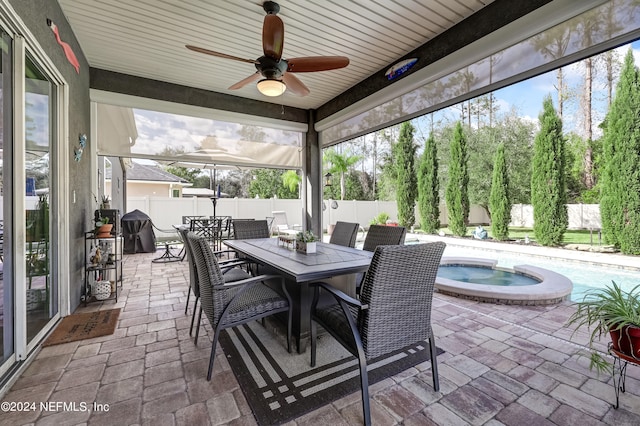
[2,249,640,425]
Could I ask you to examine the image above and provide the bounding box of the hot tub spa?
[435,257,573,305]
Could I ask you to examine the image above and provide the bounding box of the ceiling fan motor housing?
[256,56,288,79]
[263,1,280,15]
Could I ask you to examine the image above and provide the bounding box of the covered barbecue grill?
[121,209,156,254]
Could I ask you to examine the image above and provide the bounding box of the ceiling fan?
[186,1,349,97]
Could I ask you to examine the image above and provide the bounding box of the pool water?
[437,265,540,286]
[441,245,639,301]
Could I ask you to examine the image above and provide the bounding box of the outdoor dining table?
[224,237,374,352]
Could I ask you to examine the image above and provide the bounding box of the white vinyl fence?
[509,203,601,229]
[126,197,601,232]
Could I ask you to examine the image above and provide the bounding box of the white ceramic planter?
[296,241,317,254]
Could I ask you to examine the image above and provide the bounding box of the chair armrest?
[219,256,254,265]
[213,274,281,290]
[213,248,236,257]
[219,258,256,273]
[312,282,368,310]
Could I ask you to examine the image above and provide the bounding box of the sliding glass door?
[0,19,63,378]
[24,55,56,344]
[0,28,12,377]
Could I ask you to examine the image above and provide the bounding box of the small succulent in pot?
[101,194,111,209]
[96,216,110,226]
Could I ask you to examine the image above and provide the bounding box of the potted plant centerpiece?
[296,231,318,254]
[567,281,640,372]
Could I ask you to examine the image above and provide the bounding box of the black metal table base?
[152,242,184,263]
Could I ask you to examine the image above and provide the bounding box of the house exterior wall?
[106,181,181,198]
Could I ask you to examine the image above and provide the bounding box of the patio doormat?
[219,320,443,425]
[43,308,120,346]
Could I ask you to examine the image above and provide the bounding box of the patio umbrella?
[172,136,302,169]
[167,161,242,192]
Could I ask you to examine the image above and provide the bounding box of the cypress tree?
[489,143,511,240]
[418,133,440,233]
[396,121,418,228]
[531,95,568,246]
[600,48,640,254]
[445,122,469,236]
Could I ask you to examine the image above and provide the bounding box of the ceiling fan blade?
[282,73,310,96]
[287,56,349,72]
[229,72,262,90]
[186,45,257,64]
[262,14,284,60]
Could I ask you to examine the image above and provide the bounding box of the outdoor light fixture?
[257,79,286,96]
[324,172,332,187]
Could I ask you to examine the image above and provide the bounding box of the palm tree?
[324,148,361,200]
[281,170,301,198]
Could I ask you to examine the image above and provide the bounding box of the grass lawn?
[431,226,603,245]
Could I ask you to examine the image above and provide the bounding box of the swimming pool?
[351,236,638,301]
[434,256,573,304]
[440,245,638,301]
[437,264,540,286]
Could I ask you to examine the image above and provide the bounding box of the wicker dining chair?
[362,224,407,252]
[230,219,272,275]
[310,242,446,426]
[232,219,270,239]
[187,232,293,381]
[178,227,254,340]
[356,224,407,294]
[329,221,360,248]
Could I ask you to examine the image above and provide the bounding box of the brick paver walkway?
[1,250,639,425]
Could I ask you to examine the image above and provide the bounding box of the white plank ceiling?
[58,0,493,110]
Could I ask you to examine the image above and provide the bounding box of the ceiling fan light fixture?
[257,78,286,96]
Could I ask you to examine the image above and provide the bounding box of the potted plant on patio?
[567,281,640,372]
[100,194,111,210]
[296,231,318,254]
[95,216,113,238]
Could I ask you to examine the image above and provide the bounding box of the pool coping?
[436,256,573,305]
[413,233,640,272]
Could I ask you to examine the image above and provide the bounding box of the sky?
[489,41,640,135]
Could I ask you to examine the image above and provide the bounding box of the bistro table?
[189,217,226,251]
[224,237,374,352]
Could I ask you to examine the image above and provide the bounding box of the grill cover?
[121,209,156,254]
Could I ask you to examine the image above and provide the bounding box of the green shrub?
[531,96,567,246]
[489,144,510,240]
[418,133,440,233]
[445,122,469,236]
[600,49,640,254]
[370,212,390,225]
[396,122,417,228]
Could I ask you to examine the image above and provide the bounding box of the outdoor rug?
[219,319,443,425]
[43,308,120,346]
